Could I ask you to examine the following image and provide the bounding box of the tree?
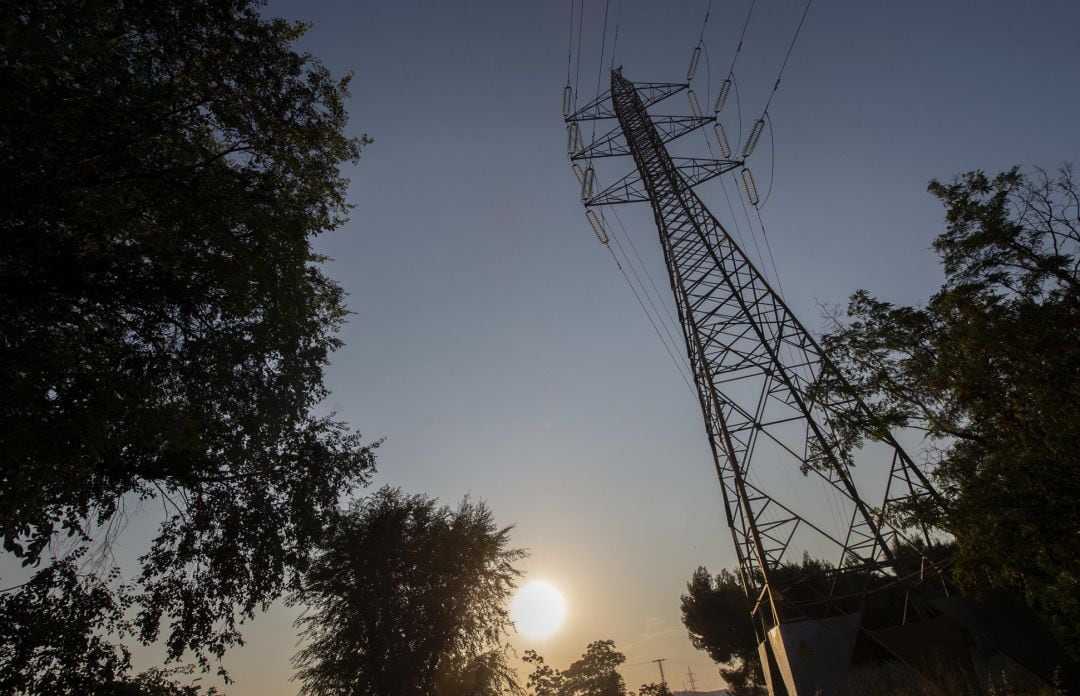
[291,487,526,696]
[680,567,765,696]
[0,554,131,694]
[636,683,672,696]
[816,166,1080,654]
[523,640,630,696]
[562,640,630,696]
[0,0,374,682]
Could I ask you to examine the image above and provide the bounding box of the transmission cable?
[761,0,814,115]
[601,215,697,395]
[757,112,777,208]
[593,0,612,103]
[609,0,623,69]
[573,0,584,104]
[724,0,756,79]
[609,228,691,381]
[566,0,575,85]
[589,0,613,154]
[696,0,714,46]
[607,205,685,346]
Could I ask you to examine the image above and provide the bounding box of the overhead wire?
[724,0,756,79]
[589,0,613,153]
[573,0,584,105]
[593,0,613,103]
[761,0,815,116]
[758,111,777,208]
[608,226,692,383]
[566,0,575,84]
[695,0,714,46]
[607,205,685,343]
[609,0,622,69]
[601,213,698,396]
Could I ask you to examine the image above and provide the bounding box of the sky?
[13,0,1080,693]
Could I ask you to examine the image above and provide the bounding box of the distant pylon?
[652,657,667,686]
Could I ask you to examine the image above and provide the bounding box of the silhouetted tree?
[636,682,672,696]
[815,166,1080,654]
[291,487,525,695]
[0,0,373,683]
[523,640,630,696]
[563,640,630,696]
[0,554,131,694]
[680,568,763,696]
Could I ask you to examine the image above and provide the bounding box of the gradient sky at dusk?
[11,1,1079,692]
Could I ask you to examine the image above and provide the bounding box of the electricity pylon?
[565,69,944,695]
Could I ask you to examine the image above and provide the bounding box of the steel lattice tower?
[566,70,946,695]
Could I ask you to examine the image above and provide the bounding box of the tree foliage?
[523,640,630,696]
[291,487,525,696]
[0,554,131,694]
[0,0,374,680]
[817,166,1080,652]
[679,567,764,696]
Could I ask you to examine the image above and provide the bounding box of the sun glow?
[511,580,567,640]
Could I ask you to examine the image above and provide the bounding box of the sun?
[511,580,567,640]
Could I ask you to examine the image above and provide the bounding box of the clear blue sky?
[33,0,1080,692]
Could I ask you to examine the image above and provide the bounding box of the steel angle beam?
[571,118,712,162]
[651,115,714,145]
[584,170,649,206]
[566,82,687,123]
[631,81,689,109]
[571,123,630,160]
[567,91,615,122]
[672,157,744,188]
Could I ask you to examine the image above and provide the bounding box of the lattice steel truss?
[566,70,944,637]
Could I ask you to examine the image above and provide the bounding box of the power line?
[593,0,613,102]
[590,0,613,152]
[724,0,756,79]
[761,0,815,115]
[573,0,584,104]
[607,206,683,337]
[602,237,697,396]
[609,0,623,69]
[607,218,691,377]
[565,0,575,83]
[695,0,713,46]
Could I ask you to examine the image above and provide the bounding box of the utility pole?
[652,658,668,687]
[686,666,698,693]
